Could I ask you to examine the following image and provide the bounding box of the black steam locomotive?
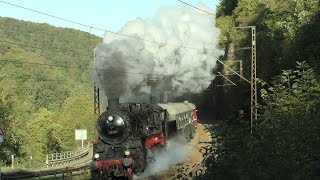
[90,98,197,179]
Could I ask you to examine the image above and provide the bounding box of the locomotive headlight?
[94,153,100,159]
[124,149,130,156]
[116,118,124,126]
[107,116,113,121]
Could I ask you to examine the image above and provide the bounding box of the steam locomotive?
[90,98,197,179]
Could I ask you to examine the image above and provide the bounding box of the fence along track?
[1,147,91,179]
[1,162,90,179]
[46,146,90,167]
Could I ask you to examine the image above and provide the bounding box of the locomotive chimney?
[108,98,120,110]
[147,76,159,103]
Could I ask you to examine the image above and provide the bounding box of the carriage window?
[178,115,183,129]
[183,115,186,127]
[160,112,164,120]
[178,116,182,129]
[181,116,183,128]
[185,114,188,125]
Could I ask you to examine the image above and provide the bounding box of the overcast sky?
[0,0,219,37]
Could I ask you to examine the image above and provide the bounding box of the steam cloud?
[134,140,187,179]
[92,3,223,100]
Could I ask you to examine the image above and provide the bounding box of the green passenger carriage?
[158,101,197,142]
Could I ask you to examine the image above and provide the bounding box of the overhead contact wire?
[0,0,215,51]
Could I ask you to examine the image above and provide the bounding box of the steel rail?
[1,162,90,179]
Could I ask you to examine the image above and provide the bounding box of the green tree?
[216,0,238,17]
[0,83,17,165]
[198,62,320,178]
[0,17,102,167]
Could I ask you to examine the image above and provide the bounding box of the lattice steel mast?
[251,27,257,132]
[234,26,257,132]
[217,26,257,132]
[93,53,100,116]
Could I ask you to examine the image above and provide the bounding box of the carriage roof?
[157,102,196,122]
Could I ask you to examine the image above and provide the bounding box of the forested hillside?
[0,17,102,167]
[198,0,320,178]
[217,0,319,78]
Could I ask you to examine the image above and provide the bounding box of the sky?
[0,0,219,37]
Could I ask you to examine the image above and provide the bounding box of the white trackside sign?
[75,129,87,140]
[75,129,87,149]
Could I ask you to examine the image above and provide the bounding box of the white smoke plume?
[134,140,187,179]
[92,3,223,99]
